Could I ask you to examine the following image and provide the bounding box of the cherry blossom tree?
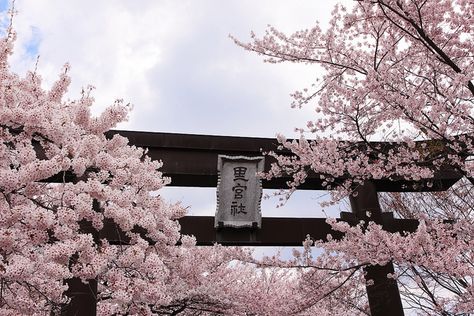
[0,18,229,314]
[234,0,474,314]
[379,180,474,314]
[2,0,473,314]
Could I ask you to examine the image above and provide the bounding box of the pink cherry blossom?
[235,0,474,314]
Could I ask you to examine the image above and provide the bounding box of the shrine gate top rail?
[106,129,462,192]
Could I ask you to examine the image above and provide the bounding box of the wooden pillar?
[349,181,404,316]
[61,278,97,316]
[61,200,100,316]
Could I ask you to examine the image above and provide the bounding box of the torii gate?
[54,130,461,316]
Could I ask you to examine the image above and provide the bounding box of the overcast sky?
[2,0,354,220]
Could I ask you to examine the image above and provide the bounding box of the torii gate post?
[350,181,405,316]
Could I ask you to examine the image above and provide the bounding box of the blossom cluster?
[235,0,474,314]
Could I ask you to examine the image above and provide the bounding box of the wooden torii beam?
[55,130,461,316]
[105,130,461,192]
[97,214,418,247]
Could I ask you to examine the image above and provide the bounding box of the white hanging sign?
[215,155,264,228]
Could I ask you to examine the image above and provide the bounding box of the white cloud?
[7,0,352,136]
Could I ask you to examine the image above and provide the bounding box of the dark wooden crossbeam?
[44,130,461,191]
[102,130,461,192]
[97,215,419,247]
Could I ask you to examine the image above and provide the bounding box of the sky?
[2,1,355,219]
